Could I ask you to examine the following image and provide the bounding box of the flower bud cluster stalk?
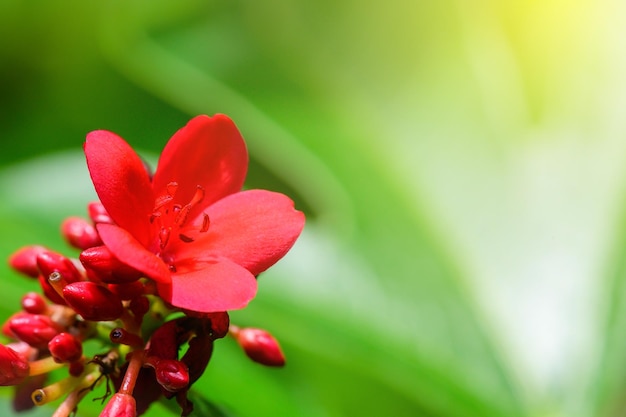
[2,115,304,417]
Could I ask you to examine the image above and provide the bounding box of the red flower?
[84,115,304,313]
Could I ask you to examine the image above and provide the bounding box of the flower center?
[150,182,210,253]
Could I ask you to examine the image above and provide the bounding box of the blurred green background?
[2,1,626,416]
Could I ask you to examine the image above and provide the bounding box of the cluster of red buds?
[1,204,286,417]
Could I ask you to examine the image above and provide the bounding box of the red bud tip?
[100,393,137,417]
[6,341,36,361]
[0,344,30,386]
[8,246,48,278]
[20,292,48,314]
[87,201,113,224]
[2,312,24,338]
[48,332,83,363]
[80,246,143,284]
[154,359,190,392]
[36,251,83,283]
[235,328,286,367]
[61,216,102,250]
[62,282,124,321]
[8,313,63,349]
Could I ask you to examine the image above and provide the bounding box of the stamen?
[188,185,205,206]
[200,213,210,233]
[149,211,161,224]
[179,234,194,243]
[174,186,205,227]
[153,184,209,249]
[174,205,191,227]
[153,195,173,211]
[153,182,178,212]
[166,182,178,196]
[159,228,171,250]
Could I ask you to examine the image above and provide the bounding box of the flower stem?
[51,370,98,417]
[29,356,64,376]
[119,308,141,336]
[48,272,68,300]
[119,349,145,395]
[31,375,80,405]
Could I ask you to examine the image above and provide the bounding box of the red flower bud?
[8,245,48,278]
[61,216,102,250]
[48,333,82,363]
[36,251,83,283]
[80,246,143,284]
[62,282,124,321]
[8,313,63,349]
[234,327,285,367]
[88,201,113,224]
[101,393,137,417]
[21,292,48,314]
[154,359,189,392]
[0,344,30,386]
[36,252,83,305]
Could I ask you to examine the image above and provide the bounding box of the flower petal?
[96,224,171,284]
[157,258,257,312]
[172,190,305,276]
[84,130,153,245]
[152,115,248,217]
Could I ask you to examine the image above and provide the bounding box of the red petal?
[84,130,153,246]
[96,224,171,284]
[172,190,305,276]
[152,115,248,217]
[157,259,257,312]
